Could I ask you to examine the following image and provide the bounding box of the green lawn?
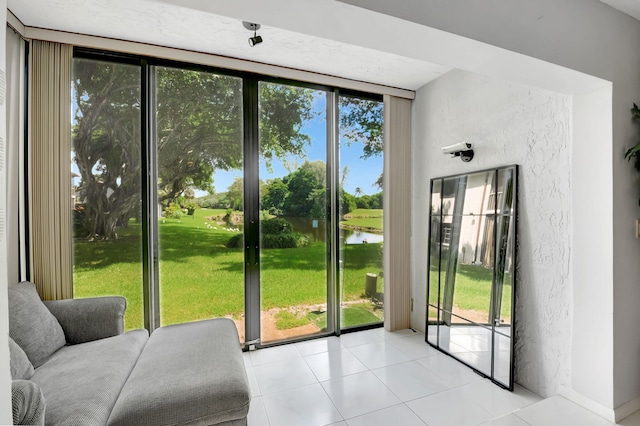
[345,209,383,218]
[341,208,383,232]
[428,257,512,322]
[74,208,384,330]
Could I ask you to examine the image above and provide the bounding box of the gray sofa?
[8,281,250,426]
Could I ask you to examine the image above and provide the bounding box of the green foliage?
[626,104,640,166]
[339,96,384,159]
[282,161,326,217]
[226,177,244,210]
[196,192,229,209]
[340,190,357,215]
[355,192,383,210]
[225,233,243,248]
[183,201,198,216]
[261,233,310,249]
[259,83,315,165]
[226,218,310,249]
[72,204,91,237]
[262,178,288,215]
[261,217,294,234]
[259,218,310,248]
[625,103,640,205]
[164,203,184,219]
[72,62,321,239]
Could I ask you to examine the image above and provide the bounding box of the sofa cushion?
[30,329,148,426]
[107,319,250,426]
[8,281,66,368]
[9,337,34,380]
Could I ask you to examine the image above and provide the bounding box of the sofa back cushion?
[8,282,66,368]
[9,337,34,380]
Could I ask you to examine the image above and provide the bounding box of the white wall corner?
[559,385,617,423]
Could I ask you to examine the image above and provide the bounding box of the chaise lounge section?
[8,281,250,426]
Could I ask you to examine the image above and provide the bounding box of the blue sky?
[209,93,383,196]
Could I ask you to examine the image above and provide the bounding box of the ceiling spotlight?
[243,21,263,47]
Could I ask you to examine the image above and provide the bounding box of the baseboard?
[558,386,640,423]
[614,394,640,423]
[558,386,615,423]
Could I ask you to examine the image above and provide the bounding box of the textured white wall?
[339,0,640,414]
[412,69,572,397]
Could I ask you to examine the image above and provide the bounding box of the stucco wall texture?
[412,69,572,397]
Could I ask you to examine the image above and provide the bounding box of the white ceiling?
[7,0,451,91]
[598,0,640,21]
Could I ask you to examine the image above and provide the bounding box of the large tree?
[72,59,142,239]
[339,96,384,189]
[73,63,316,239]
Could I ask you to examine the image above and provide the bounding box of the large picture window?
[70,50,384,346]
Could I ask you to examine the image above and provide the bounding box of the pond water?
[282,217,382,245]
[343,229,384,245]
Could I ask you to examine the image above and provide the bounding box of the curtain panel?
[29,40,73,300]
[383,95,412,331]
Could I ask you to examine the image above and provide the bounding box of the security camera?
[441,142,474,162]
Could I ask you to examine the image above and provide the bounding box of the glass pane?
[431,179,442,215]
[440,315,492,377]
[427,305,439,346]
[428,212,440,308]
[155,66,244,340]
[494,214,515,335]
[461,171,494,215]
[259,82,329,343]
[440,215,493,326]
[72,58,144,330]
[338,95,384,329]
[440,175,467,216]
[496,166,516,215]
[494,334,512,386]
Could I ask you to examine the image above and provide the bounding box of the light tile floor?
[244,328,632,426]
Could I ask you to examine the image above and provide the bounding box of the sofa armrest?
[43,297,126,344]
[12,380,45,426]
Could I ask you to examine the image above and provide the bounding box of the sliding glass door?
[70,51,384,345]
[338,94,384,329]
[154,66,245,336]
[71,57,145,329]
[258,82,331,343]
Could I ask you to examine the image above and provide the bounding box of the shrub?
[225,217,310,249]
[163,203,183,219]
[261,217,293,234]
[226,234,243,248]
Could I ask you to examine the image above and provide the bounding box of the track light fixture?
[243,21,263,47]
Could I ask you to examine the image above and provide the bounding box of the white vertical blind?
[383,95,412,331]
[29,40,73,300]
[6,26,26,284]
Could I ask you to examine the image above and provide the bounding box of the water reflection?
[343,230,383,245]
[278,216,383,245]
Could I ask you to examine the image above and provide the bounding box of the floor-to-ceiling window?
[154,65,245,330]
[258,82,331,343]
[70,49,384,346]
[71,57,145,329]
[338,93,384,329]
